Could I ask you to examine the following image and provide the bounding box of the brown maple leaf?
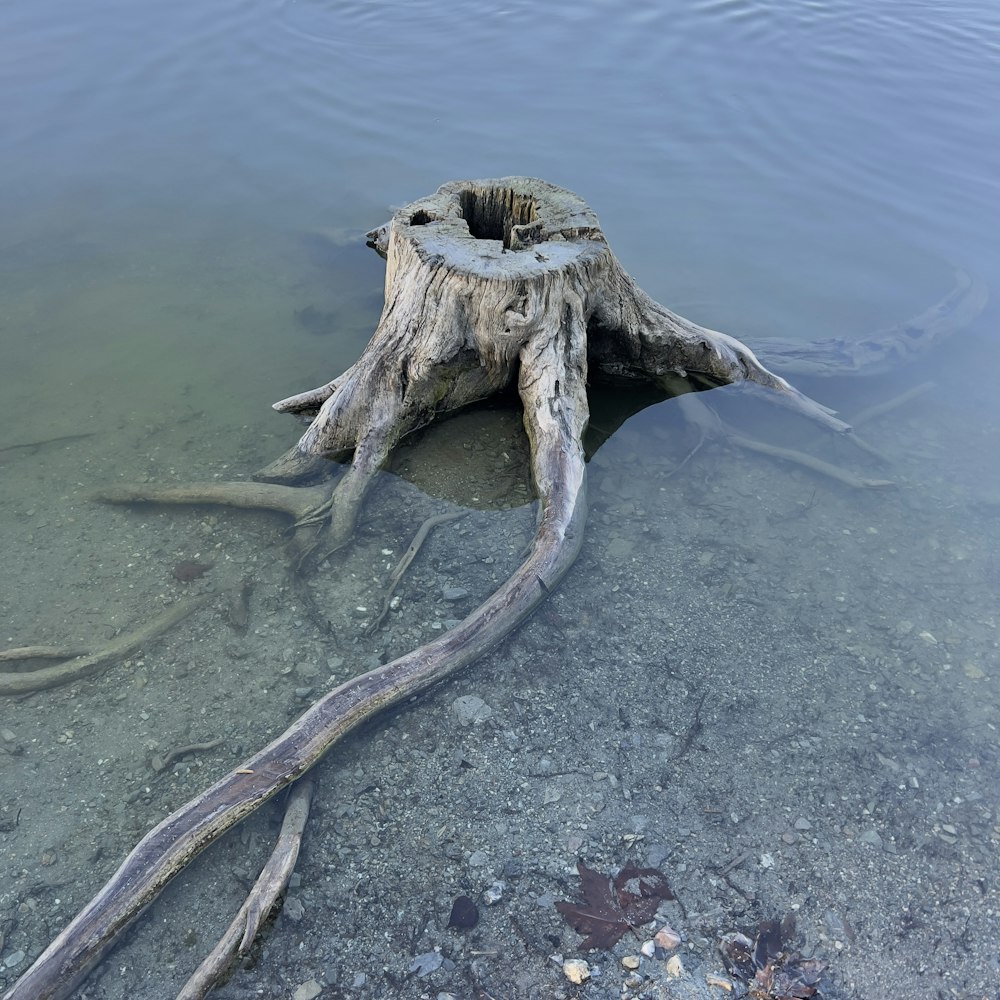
[556,861,674,950]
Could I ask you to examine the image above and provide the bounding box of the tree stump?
[270,176,847,554]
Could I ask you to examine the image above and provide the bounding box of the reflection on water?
[1,0,999,997]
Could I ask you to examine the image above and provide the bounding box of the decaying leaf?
[556,861,674,950]
[720,916,826,1000]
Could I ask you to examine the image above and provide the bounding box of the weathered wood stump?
[268,176,848,554]
[4,177,985,1000]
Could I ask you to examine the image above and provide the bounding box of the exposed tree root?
[727,434,895,489]
[673,393,894,488]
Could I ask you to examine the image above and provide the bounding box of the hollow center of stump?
[458,186,539,249]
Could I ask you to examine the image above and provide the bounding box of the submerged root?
[0,596,209,697]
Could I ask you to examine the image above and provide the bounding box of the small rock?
[562,958,591,984]
[794,817,812,831]
[351,972,367,988]
[605,537,635,561]
[665,954,685,978]
[452,695,493,726]
[622,955,640,970]
[442,586,469,601]
[0,728,15,742]
[654,925,681,951]
[483,880,505,905]
[292,979,322,1000]
[283,896,305,922]
[468,849,490,867]
[859,829,883,848]
[3,950,26,970]
[410,950,444,977]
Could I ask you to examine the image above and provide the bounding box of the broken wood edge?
[174,778,314,1000]
[0,596,209,697]
[151,739,226,775]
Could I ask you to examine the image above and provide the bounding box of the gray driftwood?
[3,177,986,1000]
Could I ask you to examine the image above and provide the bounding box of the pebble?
[452,694,493,726]
[665,954,685,978]
[859,829,883,848]
[654,926,681,951]
[3,950,25,970]
[0,728,15,743]
[605,537,635,561]
[483,880,505,905]
[562,958,591,984]
[283,896,305,921]
[468,849,490,867]
[794,817,812,831]
[442,586,469,601]
[410,950,444,977]
[292,980,322,1000]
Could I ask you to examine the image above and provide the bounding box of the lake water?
[2,1,999,998]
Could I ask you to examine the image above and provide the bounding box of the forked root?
[175,779,314,1000]
[0,596,209,696]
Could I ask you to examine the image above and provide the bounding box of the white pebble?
[562,958,591,984]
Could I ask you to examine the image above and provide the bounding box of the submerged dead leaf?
[556,861,674,950]
[720,916,825,1000]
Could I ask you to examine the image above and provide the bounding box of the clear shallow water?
[2,1,1000,997]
